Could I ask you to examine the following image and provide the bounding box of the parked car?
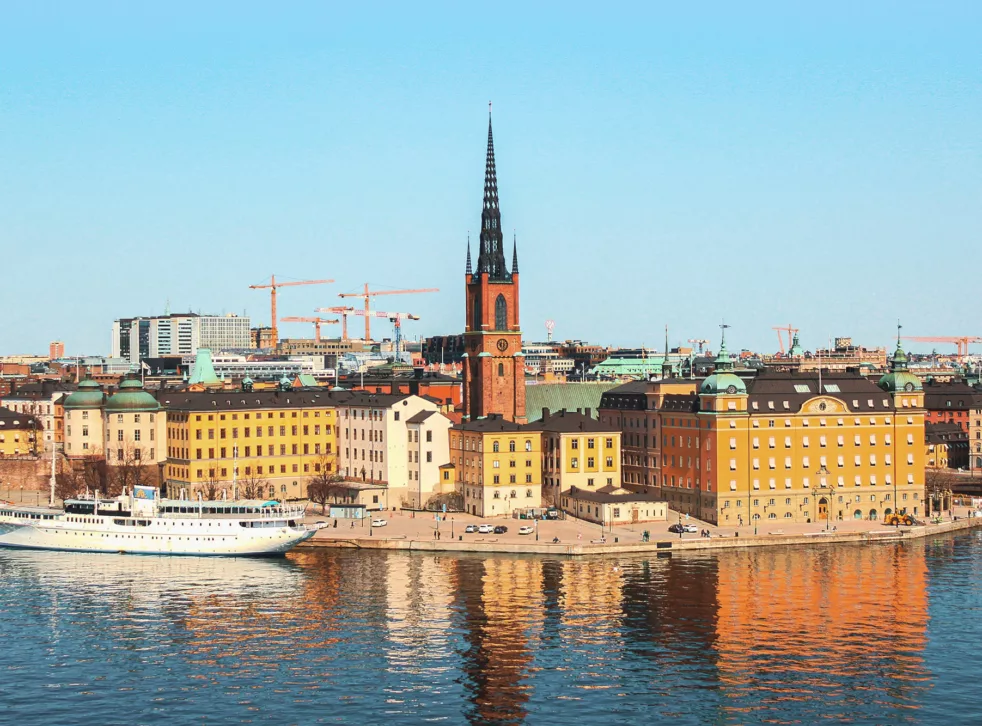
[668,523,685,534]
[682,524,698,533]
[478,524,494,534]
[371,518,387,527]
[465,524,478,533]
[493,525,508,534]
[518,525,534,535]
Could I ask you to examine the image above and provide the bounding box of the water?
[2,533,981,725]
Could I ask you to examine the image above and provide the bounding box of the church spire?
[476,103,509,280]
[465,233,472,275]
[511,232,519,274]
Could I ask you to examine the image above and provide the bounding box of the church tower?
[461,109,526,422]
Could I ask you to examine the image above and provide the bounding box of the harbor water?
[1,532,980,724]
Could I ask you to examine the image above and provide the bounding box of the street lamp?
[817,464,831,530]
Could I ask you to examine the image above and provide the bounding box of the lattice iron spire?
[476,103,509,280]
[465,233,472,274]
[511,232,519,274]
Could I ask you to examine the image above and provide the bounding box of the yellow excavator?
[884,511,915,526]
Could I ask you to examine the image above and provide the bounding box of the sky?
[1,2,979,357]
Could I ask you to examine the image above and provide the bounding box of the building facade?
[0,406,41,457]
[450,415,542,517]
[405,410,453,509]
[1,380,76,449]
[602,335,927,527]
[461,113,526,423]
[63,378,167,474]
[113,314,251,364]
[526,409,622,507]
[160,386,336,501]
[333,391,442,508]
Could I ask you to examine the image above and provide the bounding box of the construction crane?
[687,339,709,353]
[314,306,356,341]
[772,324,799,355]
[338,284,438,340]
[249,275,334,349]
[278,317,340,343]
[901,336,982,360]
[351,310,420,357]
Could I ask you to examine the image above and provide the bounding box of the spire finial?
[897,319,902,348]
[720,321,730,349]
[511,231,519,274]
[664,324,669,354]
[465,232,472,275]
[489,100,492,118]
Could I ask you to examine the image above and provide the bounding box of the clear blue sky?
[1,2,979,357]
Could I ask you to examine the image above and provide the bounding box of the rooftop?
[525,409,618,434]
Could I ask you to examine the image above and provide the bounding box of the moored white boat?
[0,485,325,556]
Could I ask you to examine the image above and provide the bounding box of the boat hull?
[0,520,319,557]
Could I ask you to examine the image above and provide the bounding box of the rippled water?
[2,533,981,724]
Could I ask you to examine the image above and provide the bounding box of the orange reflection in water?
[713,542,930,716]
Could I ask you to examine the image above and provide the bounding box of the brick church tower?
[461,110,526,423]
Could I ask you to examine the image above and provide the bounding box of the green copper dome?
[878,341,922,393]
[106,378,160,412]
[700,330,748,395]
[63,379,105,410]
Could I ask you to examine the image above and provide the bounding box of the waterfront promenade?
[301,505,982,556]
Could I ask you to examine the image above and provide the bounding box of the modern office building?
[112,314,251,365]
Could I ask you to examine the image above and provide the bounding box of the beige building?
[526,409,622,508]
[333,391,442,509]
[63,378,167,481]
[561,486,667,526]
[450,415,543,518]
[405,410,453,509]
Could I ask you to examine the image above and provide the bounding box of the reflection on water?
[1,535,978,724]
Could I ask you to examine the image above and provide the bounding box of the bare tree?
[106,440,155,497]
[306,456,348,513]
[238,470,269,500]
[201,471,223,501]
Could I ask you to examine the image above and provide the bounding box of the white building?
[405,410,453,509]
[332,391,443,509]
[112,314,251,364]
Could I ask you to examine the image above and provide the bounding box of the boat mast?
[48,440,56,506]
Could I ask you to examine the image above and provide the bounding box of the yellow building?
[161,387,337,501]
[0,406,40,457]
[526,408,622,508]
[658,337,926,527]
[450,414,542,518]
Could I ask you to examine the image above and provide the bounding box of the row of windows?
[190,411,328,422]
[186,425,332,440]
[176,442,332,459]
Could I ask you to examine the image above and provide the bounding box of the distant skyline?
[1,3,979,357]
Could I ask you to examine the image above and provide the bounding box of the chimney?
[542,407,550,420]
[584,407,591,417]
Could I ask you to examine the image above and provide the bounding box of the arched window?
[509,440,516,452]
[495,294,507,330]
[493,441,499,453]
[510,490,517,499]
[498,363,504,377]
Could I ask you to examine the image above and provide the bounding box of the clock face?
[904,382,915,392]
[496,338,509,352]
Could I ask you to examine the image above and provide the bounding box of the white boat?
[0,485,326,557]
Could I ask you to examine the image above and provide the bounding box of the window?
[493,441,499,453]
[494,294,507,330]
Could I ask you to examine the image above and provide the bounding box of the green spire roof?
[188,348,221,386]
